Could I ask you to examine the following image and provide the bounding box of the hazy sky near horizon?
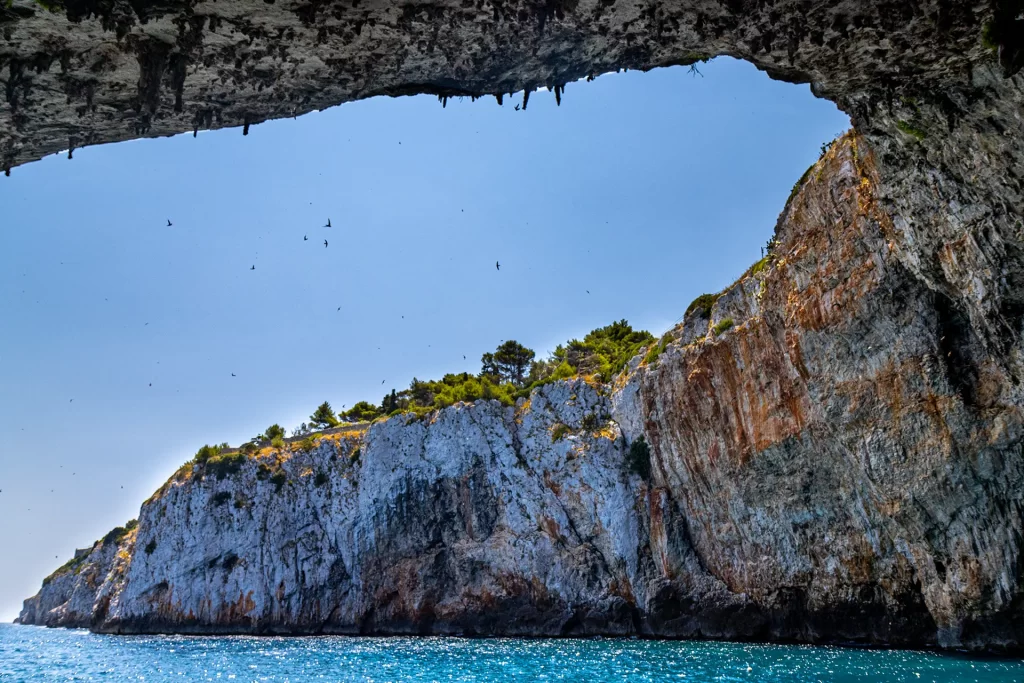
[0,57,849,621]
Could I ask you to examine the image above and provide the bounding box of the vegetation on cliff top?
[178,320,655,478]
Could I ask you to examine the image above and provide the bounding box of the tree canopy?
[291,320,653,431]
[310,401,339,429]
[485,340,535,386]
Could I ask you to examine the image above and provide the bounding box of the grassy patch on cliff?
[643,332,674,366]
[101,519,137,546]
[685,293,719,319]
[896,120,927,141]
[712,318,735,336]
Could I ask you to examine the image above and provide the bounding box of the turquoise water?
[1,624,1022,682]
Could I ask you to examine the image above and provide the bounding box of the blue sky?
[0,57,849,620]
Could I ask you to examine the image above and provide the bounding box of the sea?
[1,624,1022,682]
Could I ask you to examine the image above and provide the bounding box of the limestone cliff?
[19,136,1024,650]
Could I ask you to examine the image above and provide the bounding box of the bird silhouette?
[382,380,386,384]
[167,219,172,227]
[251,265,255,270]
[337,306,341,311]
[324,240,329,248]
[324,218,331,228]
[148,383,152,387]
[231,373,236,377]
[586,290,590,294]
[304,235,308,241]
[496,261,500,270]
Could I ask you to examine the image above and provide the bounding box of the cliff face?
[617,133,1024,649]
[20,136,1024,649]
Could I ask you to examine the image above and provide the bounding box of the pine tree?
[310,401,338,429]
[492,340,536,386]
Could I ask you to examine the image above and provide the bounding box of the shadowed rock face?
[0,0,1015,167]
[18,138,1024,649]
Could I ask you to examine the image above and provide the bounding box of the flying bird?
[304,235,308,241]
[324,218,332,228]
[586,290,590,294]
[231,373,236,377]
[251,265,255,270]
[167,219,172,226]
[496,261,500,271]
[324,240,329,248]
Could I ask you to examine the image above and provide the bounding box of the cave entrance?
[0,57,850,622]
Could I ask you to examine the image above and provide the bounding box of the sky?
[0,57,849,621]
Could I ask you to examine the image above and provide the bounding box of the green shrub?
[256,463,271,481]
[643,332,673,365]
[581,413,600,431]
[342,401,382,422]
[626,437,651,479]
[265,424,285,441]
[350,447,362,464]
[685,293,719,318]
[749,255,771,276]
[212,491,232,506]
[712,318,735,336]
[101,519,137,546]
[270,470,287,491]
[299,435,318,452]
[193,443,223,464]
[314,471,329,487]
[144,540,157,555]
[310,401,339,429]
[241,441,258,456]
[787,163,815,205]
[896,120,926,141]
[551,423,570,442]
[206,452,247,480]
[545,320,654,383]
[270,435,286,450]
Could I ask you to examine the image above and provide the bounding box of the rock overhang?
[0,0,1013,171]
